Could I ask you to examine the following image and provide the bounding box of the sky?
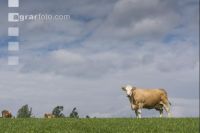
[0,0,199,118]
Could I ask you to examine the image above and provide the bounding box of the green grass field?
[0,118,199,133]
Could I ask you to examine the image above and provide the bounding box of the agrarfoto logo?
[9,13,71,22]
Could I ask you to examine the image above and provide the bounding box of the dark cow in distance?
[1,110,12,118]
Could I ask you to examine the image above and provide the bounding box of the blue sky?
[0,0,199,117]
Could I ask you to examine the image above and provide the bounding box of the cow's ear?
[122,86,126,91]
[132,86,136,90]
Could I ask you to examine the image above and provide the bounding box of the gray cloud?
[89,0,181,40]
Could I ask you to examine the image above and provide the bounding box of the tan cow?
[44,113,55,118]
[2,110,12,118]
[122,85,171,118]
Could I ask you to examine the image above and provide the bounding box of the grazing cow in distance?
[44,113,55,118]
[2,110,12,118]
[122,85,171,118]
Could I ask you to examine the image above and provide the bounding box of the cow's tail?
[159,88,172,106]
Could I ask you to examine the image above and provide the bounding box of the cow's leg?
[161,96,172,117]
[159,108,163,118]
[132,104,140,118]
[155,104,164,118]
[138,109,142,118]
[163,103,171,117]
[137,103,143,118]
[135,109,142,118]
[131,104,138,118]
[134,110,139,118]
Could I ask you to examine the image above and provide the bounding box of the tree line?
[1,104,90,118]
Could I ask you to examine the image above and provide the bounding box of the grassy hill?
[0,118,199,133]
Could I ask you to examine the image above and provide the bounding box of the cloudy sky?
[0,0,199,117]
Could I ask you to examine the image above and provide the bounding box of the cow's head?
[122,85,135,97]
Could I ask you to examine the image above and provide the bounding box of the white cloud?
[50,50,85,65]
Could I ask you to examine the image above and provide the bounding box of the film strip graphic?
[8,0,19,65]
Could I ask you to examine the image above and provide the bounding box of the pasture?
[0,118,199,133]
